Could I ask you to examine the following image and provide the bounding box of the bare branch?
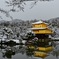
[0,8,9,17]
[0,8,13,20]
[30,0,38,9]
[5,0,53,12]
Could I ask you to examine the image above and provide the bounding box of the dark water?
[0,44,59,59]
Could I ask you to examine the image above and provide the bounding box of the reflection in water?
[51,45,59,58]
[0,44,59,59]
[0,44,26,59]
[3,49,15,58]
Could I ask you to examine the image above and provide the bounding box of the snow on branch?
[5,0,53,12]
[0,8,13,20]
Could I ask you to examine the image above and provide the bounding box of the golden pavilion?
[31,20,53,35]
[31,20,53,46]
[31,20,54,57]
[31,21,53,38]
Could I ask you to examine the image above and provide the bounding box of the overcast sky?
[0,0,59,21]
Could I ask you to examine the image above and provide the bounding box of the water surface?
[0,44,59,59]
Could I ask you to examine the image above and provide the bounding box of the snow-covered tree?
[3,27,13,39]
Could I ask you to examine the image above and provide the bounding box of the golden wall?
[32,23,48,28]
[33,29,53,34]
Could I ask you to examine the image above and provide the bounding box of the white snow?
[6,39,20,43]
[22,40,26,44]
[32,20,47,24]
[31,28,46,30]
[1,35,7,41]
[12,39,20,43]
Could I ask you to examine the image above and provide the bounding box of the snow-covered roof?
[6,39,20,43]
[31,28,47,30]
[32,20,47,24]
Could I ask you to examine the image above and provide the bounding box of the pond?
[0,44,59,59]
